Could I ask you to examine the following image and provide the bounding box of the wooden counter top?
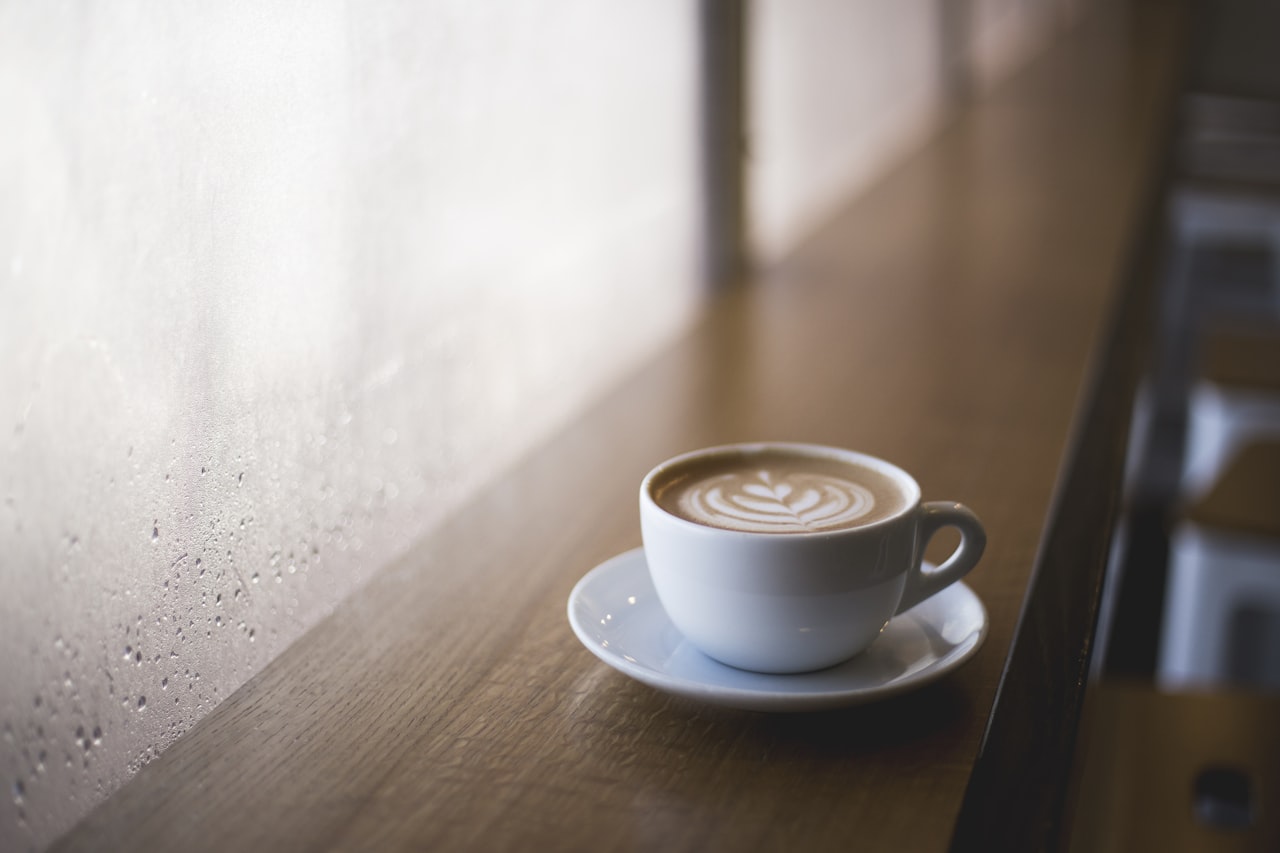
[54,4,1185,851]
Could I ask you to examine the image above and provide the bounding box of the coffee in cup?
[649,446,910,534]
[640,442,986,673]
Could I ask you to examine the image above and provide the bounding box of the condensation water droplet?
[248,628,256,643]
[215,593,222,606]
[161,678,168,690]
[214,616,222,627]
[234,589,242,601]
[122,646,132,660]
[92,726,102,745]
[251,573,260,584]
[151,524,159,543]
[137,696,146,710]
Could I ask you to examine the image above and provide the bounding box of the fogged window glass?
[0,4,698,847]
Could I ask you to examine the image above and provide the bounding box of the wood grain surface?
[54,5,1184,852]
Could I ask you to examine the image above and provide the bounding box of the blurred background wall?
[0,1,1078,848]
[749,0,1073,259]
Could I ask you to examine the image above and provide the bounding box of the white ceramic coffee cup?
[640,442,986,673]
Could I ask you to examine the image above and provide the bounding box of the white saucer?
[567,548,988,712]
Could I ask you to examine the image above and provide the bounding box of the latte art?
[651,448,910,534]
[684,470,876,533]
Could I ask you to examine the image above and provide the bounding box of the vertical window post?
[699,0,748,291]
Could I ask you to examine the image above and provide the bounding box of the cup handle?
[895,501,987,615]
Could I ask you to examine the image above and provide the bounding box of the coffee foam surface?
[653,451,906,533]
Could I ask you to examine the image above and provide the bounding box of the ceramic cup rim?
[640,441,922,539]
